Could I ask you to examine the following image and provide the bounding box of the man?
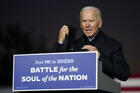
[52,6,130,81]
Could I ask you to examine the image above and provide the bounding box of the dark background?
[0,0,140,86]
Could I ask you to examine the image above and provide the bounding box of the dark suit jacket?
[52,30,130,81]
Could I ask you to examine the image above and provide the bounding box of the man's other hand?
[82,45,101,58]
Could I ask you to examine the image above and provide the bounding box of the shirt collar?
[88,31,99,42]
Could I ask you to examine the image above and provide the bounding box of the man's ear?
[98,20,102,28]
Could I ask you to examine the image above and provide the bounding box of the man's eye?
[82,20,86,22]
[90,20,95,22]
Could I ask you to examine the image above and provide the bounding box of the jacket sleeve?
[99,44,130,81]
[51,42,68,52]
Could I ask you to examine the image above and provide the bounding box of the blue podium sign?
[13,52,98,91]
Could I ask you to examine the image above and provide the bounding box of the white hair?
[80,6,102,21]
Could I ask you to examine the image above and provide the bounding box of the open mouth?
[85,29,92,32]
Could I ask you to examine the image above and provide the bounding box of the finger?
[63,25,69,35]
[82,45,97,51]
[82,45,92,49]
[61,25,69,35]
[82,45,91,50]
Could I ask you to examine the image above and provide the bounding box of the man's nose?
[86,21,90,27]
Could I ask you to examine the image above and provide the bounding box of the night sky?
[0,0,140,85]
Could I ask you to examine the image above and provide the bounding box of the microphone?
[67,25,77,52]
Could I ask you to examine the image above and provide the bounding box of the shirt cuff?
[57,41,64,45]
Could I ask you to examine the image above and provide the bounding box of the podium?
[97,61,120,93]
[13,52,120,93]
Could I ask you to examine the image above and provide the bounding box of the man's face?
[80,9,102,38]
